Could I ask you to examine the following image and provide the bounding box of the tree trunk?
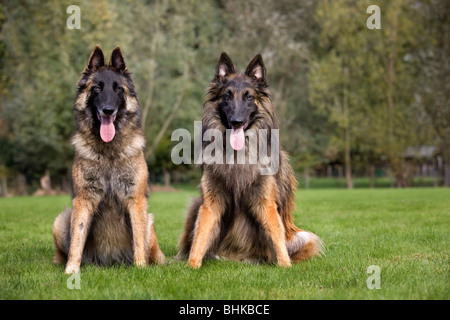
[433,161,439,187]
[395,173,406,188]
[1,176,8,197]
[337,165,344,188]
[173,170,181,184]
[393,161,411,188]
[386,7,401,188]
[304,167,310,189]
[343,66,353,189]
[370,164,376,188]
[163,168,171,187]
[344,127,353,189]
[40,170,52,193]
[445,162,450,187]
[17,173,28,196]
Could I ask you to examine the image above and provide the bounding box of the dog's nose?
[230,117,244,128]
[102,105,115,116]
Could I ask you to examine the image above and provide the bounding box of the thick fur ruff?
[52,46,165,274]
[177,53,323,268]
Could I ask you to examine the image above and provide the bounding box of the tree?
[366,0,432,187]
[309,0,374,189]
[309,0,433,188]
[414,0,450,186]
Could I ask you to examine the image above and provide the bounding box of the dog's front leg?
[188,188,225,268]
[252,177,291,267]
[128,195,148,267]
[188,205,222,268]
[256,199,291,267]
[65,197,95,274]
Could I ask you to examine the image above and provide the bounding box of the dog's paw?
[187,258,202,269]
[277,256,292,268]
[157,254,166,265]
[278,260,292,268]
[65,263,80,274]
[134,260,147,268]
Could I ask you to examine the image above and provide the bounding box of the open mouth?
[97,111,117,143]
[229,121,249,151]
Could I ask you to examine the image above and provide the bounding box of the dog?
[53,46,165,274]
[177,52,323,268]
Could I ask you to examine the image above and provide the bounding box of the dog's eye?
[113,82,123,92]
[223,93,231,101]
[246,94,254,100]
[93,81,104,93]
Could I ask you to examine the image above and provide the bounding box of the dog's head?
[76,46,138,143]
[213,52,268,150]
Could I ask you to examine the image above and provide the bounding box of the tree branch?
[144,60,188,160]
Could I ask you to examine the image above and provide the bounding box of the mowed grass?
[0,188,448,300]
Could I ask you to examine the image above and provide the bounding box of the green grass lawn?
[0,188,448,300]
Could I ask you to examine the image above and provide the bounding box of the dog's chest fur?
[79,158,138,199]
[71,135,147,265]
[72,130,146,199]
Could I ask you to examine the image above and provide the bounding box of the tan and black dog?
[53,46,165,274]
[178,52,323,268]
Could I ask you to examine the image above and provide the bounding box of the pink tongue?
[230,128,245,151]
[100,116,116,143]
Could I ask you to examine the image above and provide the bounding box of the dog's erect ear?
[215,52,236,81]
[109,46,127,73]
[86,46,105,72]
[245,54,266,85]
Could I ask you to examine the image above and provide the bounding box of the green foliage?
[0,0,447,190]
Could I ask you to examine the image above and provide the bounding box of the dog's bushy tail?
[53,207,72,264]
[287,230,324,262]
[176,196,203,260]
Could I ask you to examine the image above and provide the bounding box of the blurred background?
[0,0,449,196]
